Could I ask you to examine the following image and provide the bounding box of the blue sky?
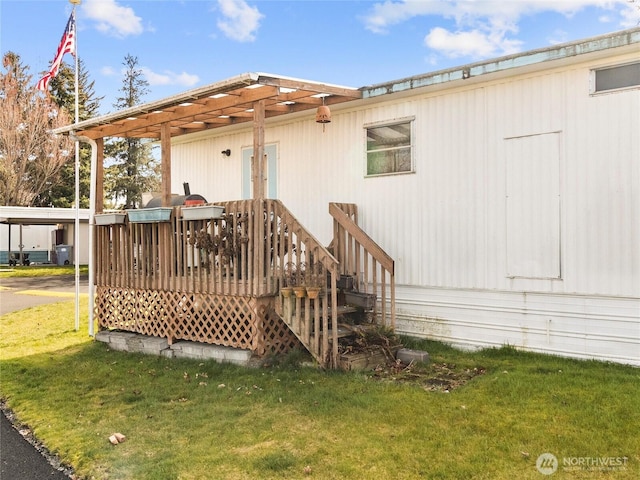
[2,0,638,114]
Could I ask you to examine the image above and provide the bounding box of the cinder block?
[396,348,430,364]
[126,336,144,352]
[179,343,205,357]
[171,341,209,360]
[96,333,252,366]
[94,331,111,343]
[103,331,137,344]
[200,345,227,361]
[140,336,169,354]
[224,348,252,363]
[97,331,138,351]
[160,348,175,359]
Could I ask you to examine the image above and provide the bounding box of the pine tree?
[34,59,103,207]
[0,52,74,206]
[104,54,160,208]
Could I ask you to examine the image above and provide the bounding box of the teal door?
[242,144,278,199]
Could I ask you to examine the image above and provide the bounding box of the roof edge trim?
[361,27,640,98]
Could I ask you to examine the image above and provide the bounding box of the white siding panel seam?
[397,297,640,323]
[396,313,639,345]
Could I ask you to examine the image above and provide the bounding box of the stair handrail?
[329,203,394,273]
[329,202,395,328]
[272,200,341,367]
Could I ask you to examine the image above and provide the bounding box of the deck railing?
[95,200,343,366]
[94,200,393,367]
[329,202,396,328]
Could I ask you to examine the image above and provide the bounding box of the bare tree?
[0,52,74,206]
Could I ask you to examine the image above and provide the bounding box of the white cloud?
[82,0,144,38]
[216,0,263,42]
[141,68,200,87]
[363,0,635,59]
[424,27,522,58]
[100,66,116,76]
[619,2,640,27]
[362,0,451,34]
[547,29,570,45]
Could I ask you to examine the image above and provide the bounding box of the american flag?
[37,11,76,91]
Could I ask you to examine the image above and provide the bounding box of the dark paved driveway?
[1,274,88,479]
[0,275,88,315]
[1,411,72,480]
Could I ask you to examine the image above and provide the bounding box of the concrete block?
[177,342,204,357]
[140,336,169,355]
[223,348,252,364]
[160,348,175,358]
[97,331,138,351]
[200,345,226,361]
[96,333,252,366]
[126,336,144,352]
[396,348,430,364]
[170,341,207,360]
[94,331,111,343]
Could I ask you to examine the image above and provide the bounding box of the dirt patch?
[368,360,487,392]
[336,327,486,390]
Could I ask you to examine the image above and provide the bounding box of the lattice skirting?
[96,286,301,356]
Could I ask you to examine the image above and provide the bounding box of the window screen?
[366,120,413,176]
[594,62,640,93]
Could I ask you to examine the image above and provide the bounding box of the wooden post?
[161,122,172,207]
[252,100,265,200]
[95,137,104,213]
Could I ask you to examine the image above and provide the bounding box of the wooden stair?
[270,202,395,368]
[276,274,380,367]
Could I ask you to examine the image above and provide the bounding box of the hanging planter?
[126,207,172,223]
[293,286,307,298]
[95,212,126,225]
[305,286,322,299]
[181,204,224,221]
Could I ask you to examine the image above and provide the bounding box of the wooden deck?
[94,200,394,368]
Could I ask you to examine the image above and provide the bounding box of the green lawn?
[1,298,638,479]
[0,265,88,278]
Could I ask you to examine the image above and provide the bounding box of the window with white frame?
[592,61,640,93]
[365,118,414,176]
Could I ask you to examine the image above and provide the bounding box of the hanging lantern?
[315,105,331,124]
[316,96,331,132]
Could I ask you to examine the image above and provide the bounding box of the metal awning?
[0,206,90,225]
[53,72,362,140]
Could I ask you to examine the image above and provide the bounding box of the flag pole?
[70,0,81,331]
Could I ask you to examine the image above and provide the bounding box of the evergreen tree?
[34,59,103,207]
[0,52,74,206]
[104,54,159,208]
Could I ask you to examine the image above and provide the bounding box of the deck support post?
[95,138,104,213]
[252,100,265,200]
[161,122,172,207]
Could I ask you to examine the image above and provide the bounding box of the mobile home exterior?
[168,29,640,365]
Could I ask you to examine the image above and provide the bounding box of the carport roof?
[52,72,362,140]
[0,206,90,225]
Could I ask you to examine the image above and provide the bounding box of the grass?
[1,300,639,479]
[0,264,89,278]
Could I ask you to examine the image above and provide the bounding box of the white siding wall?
[170,51,640,365]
